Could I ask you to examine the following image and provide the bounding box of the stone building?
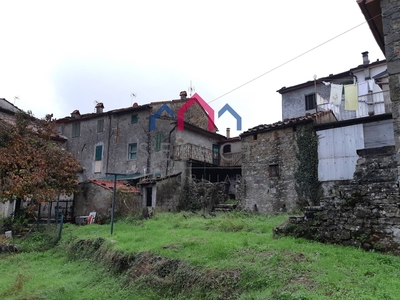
[279,52,394,196]
[239,111,336,214]
[57,92,240,216]
[275,0,400,254]
[74,179,140,221]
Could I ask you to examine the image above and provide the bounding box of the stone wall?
[155,174,182,212]
[74,182,141,221]
[239,126,299,213]
[276,146,400,254]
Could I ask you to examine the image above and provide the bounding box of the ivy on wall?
[294,123,322,207]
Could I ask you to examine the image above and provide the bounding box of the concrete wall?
[240,127,299,213]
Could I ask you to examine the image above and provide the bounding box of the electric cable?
[208,13,382,104]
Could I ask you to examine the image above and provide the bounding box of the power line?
[208,14,382,104]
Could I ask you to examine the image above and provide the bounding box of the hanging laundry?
[368,79,375,92]
[317,93,325,105]
[329,84,342,106]
[358,81,368,96]
[344,84,359,110]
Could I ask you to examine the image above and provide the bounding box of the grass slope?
[1,212,400,299]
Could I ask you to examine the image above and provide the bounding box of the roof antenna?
[188,81,195,97]
[14,96,19,105]
[130,93,137,106]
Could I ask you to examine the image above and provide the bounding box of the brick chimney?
[362,51,370,65]
[226,128,230,138]
[95,102,104,113]
[180,91,187,99]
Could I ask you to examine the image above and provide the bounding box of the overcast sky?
[0,0,384,137]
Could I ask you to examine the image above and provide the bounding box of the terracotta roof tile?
[89,179,139,193]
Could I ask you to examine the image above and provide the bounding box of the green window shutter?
[131,114,138,124]
[97,119,104,132]
[128,143,137,160]
[72,122,80,137]
[95,145,103,161]
[155,133,162,151]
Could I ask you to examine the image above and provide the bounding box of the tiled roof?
[88,179,139,193]
[241,111,333,136]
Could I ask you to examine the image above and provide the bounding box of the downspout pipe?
[166,124,177,176]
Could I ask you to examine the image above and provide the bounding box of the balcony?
[174,143,242,166]
[319,90,391,121]
[174,143,215,164]
[219,152,242,166]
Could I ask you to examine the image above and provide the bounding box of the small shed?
[74,179,141,222]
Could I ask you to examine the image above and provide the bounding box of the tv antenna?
[130,93,137,105]
[188,81,195,96]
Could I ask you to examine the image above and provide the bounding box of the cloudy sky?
[0,0,384,137]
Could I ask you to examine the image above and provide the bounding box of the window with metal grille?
[128,142,137,160]
[305,93,316,111]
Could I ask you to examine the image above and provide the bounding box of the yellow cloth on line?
[344,84,358,110]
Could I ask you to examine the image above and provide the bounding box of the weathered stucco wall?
[239,126,299,213]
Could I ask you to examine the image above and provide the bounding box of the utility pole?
[106,173,126,235]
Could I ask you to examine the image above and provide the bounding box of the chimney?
[226,128,230,138]
[95,102,104,113]
[362,51,370,65]
[180,91,187,99]
[132,102,139,107]
[71,110,80,118]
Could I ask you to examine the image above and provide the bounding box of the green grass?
[1,211,400,299]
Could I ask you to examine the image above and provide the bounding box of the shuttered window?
[95,145,103,161]
[155,133,162,151]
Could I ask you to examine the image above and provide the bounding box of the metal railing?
[319,90,391,121]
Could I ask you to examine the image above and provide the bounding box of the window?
[155,133,162,151]
[305,93,316,111]
[72,122,80,137]
[95,145,103,161]
[269,164,280,177]
[131,114,138,124]
[97,119,104,132]
[94,144,103,173]
[213,144,219,165]
[128,142,137,160]
[223,144,231,154]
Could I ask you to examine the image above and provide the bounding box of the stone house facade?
[57,93,238,217]
[239,111,336,214]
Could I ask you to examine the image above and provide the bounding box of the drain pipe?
[166,124,177,176]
